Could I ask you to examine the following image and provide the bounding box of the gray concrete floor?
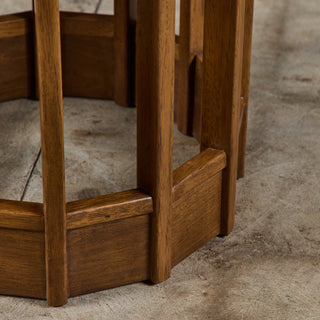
[1,0,320,319]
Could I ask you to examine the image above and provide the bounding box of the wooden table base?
[0,0,253,307]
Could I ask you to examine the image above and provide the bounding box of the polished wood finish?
[172,149,225,265]
[67,214,150,297]
[34,0,67,306]
[173,149,226,195]
[0,146,226,300]
[61,12,114,99]
[177,0,204,135]
[67,189,153,230]
[0,0,254,306]
[136,0,176,283]
[0,228,45,299]
[238,0,255,179]
[0,12,35,102]
[114,0,135,106]
[66,149,225,296]
[201,0,245,235]
[0,200,43,231]
[0,11,33,38]
[0,12,116,103]
[61,12,113,37]
[193,53,203,142]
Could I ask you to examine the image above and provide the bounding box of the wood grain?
[172,149,225,265]
[60,12,114,37]
[136,0,176,283]
[67,189,153,230]
[0,200,43,231]
[66,149,225,297]
[114,0,135,106]
[177,0,204,136]
[238,0,255,179]
[67,214,150,297]
[34,0,68,306]
[0,12,33,38]
[0,12,115,102]
[173,148,226,201]
[201,0,245,235]
[0,12,35,102]
[193,53,203,142]
[60,12,114,99]
[0,228,45,299]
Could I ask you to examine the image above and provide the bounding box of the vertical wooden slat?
[177,0,204,136]
[238,0,255,179]
[136,0,175,283]
[114,0,135,106]
[34,0,68,306]
[201,0,245,235]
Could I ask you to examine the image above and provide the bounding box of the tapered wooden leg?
[177,0,204,136]
[114,0,135,107]
[238,0,254,179]
[201,0,245,235]
[136,0,175,283]
[34,0,68,306]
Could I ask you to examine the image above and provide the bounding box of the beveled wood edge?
[0,148,225,232]
[0,11,177,41]
[0,11,33,38]
[66,189,153,230]
[60,12,114,38]
[0,148,226,300]
[0,11,114,39]
[0,11,181,104]
[0,199,43,231]
[173,148,226,200]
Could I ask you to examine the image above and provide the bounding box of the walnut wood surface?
[66,189,153,230]
[67,214,150,297]
[201,0,245,236]
[238,0,255,178]
[61,12,114,99]
[0,12,35,102]
[0,1,254,304]
[114,0,135,106]
[136,0,176,283]
[193,53,203,142]
[61,12,114,37]
[34,0,68,306]
[0,228,45,299]
[66,148,225,297]
[0,12,180,105]
[172,149,225,265]
[0,12,32,38]
[0,200,43,231]
[177,0,204,136]
[173,148,226,199]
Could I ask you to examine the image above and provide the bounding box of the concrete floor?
[1,0,320,319]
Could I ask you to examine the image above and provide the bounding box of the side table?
[0,0,254,306]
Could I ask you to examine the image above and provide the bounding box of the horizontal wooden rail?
[0,11,182,105]
[172,148,226,265]
[60,12,114,37]
[0,200,43,231]
[173,148,226,200]
[67,189,153,230]
[0,148,225,299]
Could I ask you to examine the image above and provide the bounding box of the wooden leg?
[114,0,135,107]
[201,0,245,235]
[136,0,175,283]
[238,0,255,179]
[177,0,204,136]
[34,0,68,306]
